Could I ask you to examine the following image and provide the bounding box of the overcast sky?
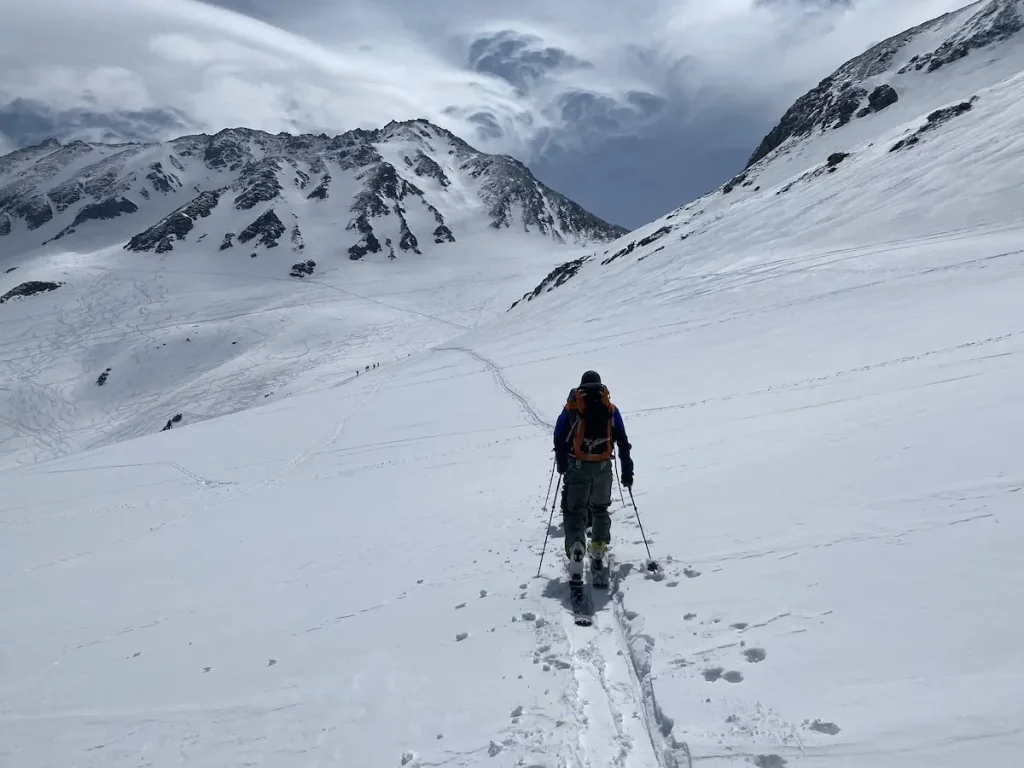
[0,0,971,227]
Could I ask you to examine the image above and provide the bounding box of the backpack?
[565,384,617,461]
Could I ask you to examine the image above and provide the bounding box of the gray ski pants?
[561,459,614,556]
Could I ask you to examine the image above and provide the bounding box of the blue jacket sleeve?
[553,407,570,462]
[613,409,633,476]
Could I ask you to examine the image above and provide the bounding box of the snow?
[3,13,1024,768]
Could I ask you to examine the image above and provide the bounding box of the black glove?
[622,473,633,488]
[556,455,568,475]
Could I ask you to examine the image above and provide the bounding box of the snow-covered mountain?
[516,0,1024,307]
[2,4,1023,768]
[0,119,625,263]
[0,119,624,465]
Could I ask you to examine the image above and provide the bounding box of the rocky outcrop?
[290,259,316,278]
[234,159,283,210]
[857,85,900,118]
[1,280,63,304]
[347,214,381,260]
[124,191,220,253]
[52,196,139,240]
[511,255,593,308]
[465,154,627,242]
[1,118,629,257]
[890,98,977,152]
[746,1,1022,168]
[901,0,1023,73]
[238,209,286,248]
[406,150,451,187]
[146,162,181,194]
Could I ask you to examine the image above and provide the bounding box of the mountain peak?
[746,0,1024,169]
[0,119,626,268]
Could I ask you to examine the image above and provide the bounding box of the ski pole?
[541,456,557,512]
[612,454,625,506]
[627,487,659,571]
[536,474,562,577]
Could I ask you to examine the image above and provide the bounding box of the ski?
[591,553,610,589]
[569,578,592,626]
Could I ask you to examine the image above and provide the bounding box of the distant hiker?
[553,370,633,579]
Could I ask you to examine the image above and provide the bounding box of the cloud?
[0,0,977,225]
[0,0,971,153]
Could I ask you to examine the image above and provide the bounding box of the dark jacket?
[553,388,633,476]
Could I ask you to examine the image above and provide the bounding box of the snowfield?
[3,4,1024,767]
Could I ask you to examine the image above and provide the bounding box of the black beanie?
[580,370,601,386]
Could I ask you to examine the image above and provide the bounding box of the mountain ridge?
[0,118,627,272]
[746,0,1023,168]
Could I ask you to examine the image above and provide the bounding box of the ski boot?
[589,540,610,589]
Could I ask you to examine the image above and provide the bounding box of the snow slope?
[3,4,1024,768]
[0,120,624,467]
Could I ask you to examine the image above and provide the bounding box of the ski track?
[535,566,692,768]
[438,346,553,431]
[451,344,692,766]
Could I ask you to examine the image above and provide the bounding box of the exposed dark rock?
[347,214,382,260]
[0,137,61,179]
[4,266,16,273]
[425,202,446,225]
[433,224,455,243]
[220,233,234,250]
[96,368,111,386]
[906,1,1024,73]
[858,84,899,118]
[47,181,83,213]
[511,255,593,308]
[289,259,316,278]
[203,130,252,171]
[125,191,220,252]
[353,162,423,220]
[602,240,636,266]
[465,154,626,242]
[52,196,139,240]
[290,224,304,251]
[926,99,976,126]
[890,98,975,152]
[827,152,850,168]
[1,280,63,304]
[13,195,53,230]
[385,237,396,260]
[408,150,451,186]
[638,225,672,248]
[0,214,10,237]
[307,176,330,200]
[746,4,984,167]
[809,720,841,736]
[161,413,184,432]
[398,210,421,254]
[723,172,747,194]
[147,161,181,194]
[234,159,283,210]
[237,209,286,248]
